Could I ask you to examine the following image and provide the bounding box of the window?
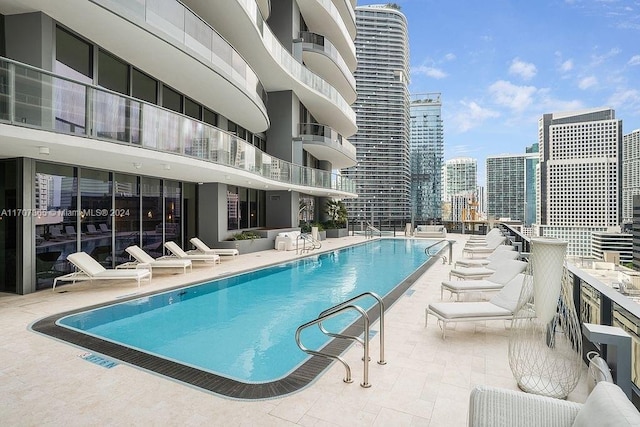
[98,50,129,95]
[132,68,157,104]
[162,85,182,113]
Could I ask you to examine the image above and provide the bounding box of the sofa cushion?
[572,381,640,427]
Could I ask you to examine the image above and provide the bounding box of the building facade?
[536,107,622,256]
[0,0,358,294]
[486,152,537,223]
[622,129,640,225]
[443,157,477,221]
[410,94,443,222]
[342,4,410,227]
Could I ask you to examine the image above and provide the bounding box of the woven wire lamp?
[508,238,582,399]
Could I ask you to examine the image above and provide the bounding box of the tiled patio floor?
[0,235,589,426]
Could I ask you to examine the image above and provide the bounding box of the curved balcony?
[297,32,356,104]
[0,58,356,197]
[40,0,269,132]
[187,0,357,137]
[256,0,270,20]
[297,0,357,71]
[295,123,357,170]
[332,0,356,40]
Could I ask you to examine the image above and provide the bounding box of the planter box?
[326,228,348,238]
[216,238,273,254]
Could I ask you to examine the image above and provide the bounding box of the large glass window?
[114,173,140,265]
[0,160,17,293]
[227,186,239,230]
[34,163,77,290]
[184,97,201,120]
[54,26,92,135]
[98,50,129,95]
[132,68,157,104]
[227,186,266,230]
[183,183,197,244]
[141,177,163,258]
[164,180,182,246]
[80,169,112,267]
[162,85,182,113]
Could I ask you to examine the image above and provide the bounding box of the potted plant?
[324,200,348,238]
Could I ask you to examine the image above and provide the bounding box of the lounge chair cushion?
[126,245,191,268]
[485,260,528,284]
[68,252,106,276]
[572,381,640,427]
[442,279,505,292]
[489,274,527,312]
[428,301,512,319]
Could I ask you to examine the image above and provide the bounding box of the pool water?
[58,239,440,382]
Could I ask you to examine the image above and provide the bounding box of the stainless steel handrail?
[318,291,386,365]
[301,233,322,250]
[295,304,371,387]
[365,223,381,239]
[424,239,455,265]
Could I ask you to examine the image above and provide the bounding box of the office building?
[536,107,622,256]
[443,157,477,221]
[343,4,411,226]
[623,129,640,225]
[410,93,443,222]
[486,152,537,223]
[591,232,633,264]
[0,0,358,294]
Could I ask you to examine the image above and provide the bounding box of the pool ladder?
[424,239,455,265]
[295,292,385,388]
[296,233,322,254]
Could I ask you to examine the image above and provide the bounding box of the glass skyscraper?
[410,94,444,222]
[343,4,410,227]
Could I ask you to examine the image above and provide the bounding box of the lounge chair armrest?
[468,385,581,427]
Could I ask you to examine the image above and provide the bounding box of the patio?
[0,234,591,426]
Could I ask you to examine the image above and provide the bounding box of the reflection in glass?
[164,180,182,247]
[80,169,112,267]
[141,177,163,258]
[34,163,77,290]
[114,173,140,265]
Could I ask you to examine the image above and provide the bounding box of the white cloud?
[578,75,598,89]
[537,88,584,112]
[607,88,640,110]
[451,101,500,132]
[508,58,537,80]
[560,59,574,72]
[488,80,537,112]
[591,47,621,65]
[629,55,640,66]
[444,53,456,61]
[411,65,447,79]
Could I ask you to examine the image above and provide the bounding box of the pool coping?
[30,244,443,400]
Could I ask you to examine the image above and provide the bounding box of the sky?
[356,0,640,184]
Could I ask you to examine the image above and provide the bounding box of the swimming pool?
[33,238,444,398]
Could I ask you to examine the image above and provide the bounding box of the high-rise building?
[622,129,640,225]
[343,4,410,226]
[0,1,358,294]
[410,94,443,222]
[486,152,537,223]
[525,143,539,226]
[535,107,622,256]
[443,158,477,221]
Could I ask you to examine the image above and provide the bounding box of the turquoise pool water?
[58,239,439,383]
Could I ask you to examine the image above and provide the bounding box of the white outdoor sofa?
[414,225,447,238]
[274,230,302,251]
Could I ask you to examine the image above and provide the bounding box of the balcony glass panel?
[0,58,355,194]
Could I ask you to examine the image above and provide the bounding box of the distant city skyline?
[356,0,640,184]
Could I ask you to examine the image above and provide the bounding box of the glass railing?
[501,224,640,404]
[236,0,357,127]
[298,123,357,162]
[0,58,356,194]
[298,31,356,93]
[90,0,267,108]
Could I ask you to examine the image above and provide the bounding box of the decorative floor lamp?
[508,238,582,399]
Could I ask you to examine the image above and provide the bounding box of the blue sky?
[356,0,640,183]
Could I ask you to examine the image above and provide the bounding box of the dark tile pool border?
[31,243,442,400]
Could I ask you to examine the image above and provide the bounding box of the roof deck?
[0,233,612,425]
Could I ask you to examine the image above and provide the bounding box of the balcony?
[186,0,357,137]
[295,123,357,169]
[297,31,357,104]
[0,57,356,196]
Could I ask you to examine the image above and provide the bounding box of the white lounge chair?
[189,237,239,258]
[125,245,192,274]
[164,241,221,264]
[426,273,528,338]
[454,248,519,268]
[442,259,528,300]
[463,237,510,258]
[53,252,151,291]
[449,258,527,280]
